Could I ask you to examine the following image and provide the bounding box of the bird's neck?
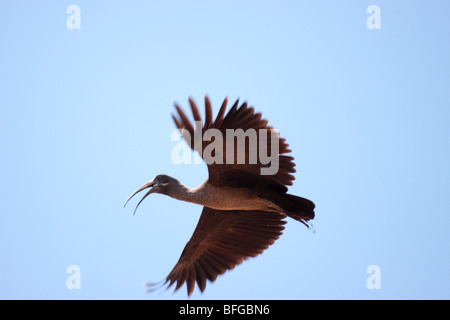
[168,180,207,206]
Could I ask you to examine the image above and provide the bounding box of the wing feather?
[163,207,286,296]
[172,96,296,191]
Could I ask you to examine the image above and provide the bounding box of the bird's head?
[124,174,177,215]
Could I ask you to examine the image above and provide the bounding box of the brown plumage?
[125,95,315,296]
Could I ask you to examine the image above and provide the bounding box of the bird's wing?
[172,96,296,192]
[161,207,286,296]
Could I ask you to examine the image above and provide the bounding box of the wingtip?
[174,102,183,113]
[188,96,202,122]
[143,280,167,294]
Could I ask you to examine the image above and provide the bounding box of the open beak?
[124,180,154,215]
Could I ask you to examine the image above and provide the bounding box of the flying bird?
[124,96,315,296]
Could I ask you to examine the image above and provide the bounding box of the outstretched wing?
[161,207,286,296]
[172,96,296,192]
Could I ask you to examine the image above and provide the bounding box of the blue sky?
[0,1,449,299]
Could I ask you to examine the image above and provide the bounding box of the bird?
[124,95,315,296]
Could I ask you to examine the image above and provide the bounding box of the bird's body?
[125,96,315,296]
[164,179,281,212]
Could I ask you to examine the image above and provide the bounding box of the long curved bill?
[124,180,154,215]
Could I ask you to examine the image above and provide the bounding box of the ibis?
[125,96,315,296]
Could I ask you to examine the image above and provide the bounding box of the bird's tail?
[264,192,315,227]
[282,194,315,227]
